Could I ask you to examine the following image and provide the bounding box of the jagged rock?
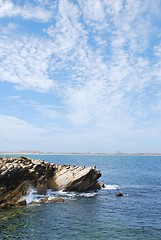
[16,197,27,206]
[0,156,102,208]
[47,165,102,192]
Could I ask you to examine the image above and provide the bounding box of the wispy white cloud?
[0,114,67,151]
[0,114,75,152]
[0,115,45,150]
[0,0,53,21]
[30,102,65,120]
[78,0,108,31]
[52,0,161,134]
[7,95,20,100]
[0,35,55,92]
[0,112,160,153]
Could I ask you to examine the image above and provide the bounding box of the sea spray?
[103,184,120,190]
[24,184,120,204]
[47,190,98,200]
[25,188,38,204]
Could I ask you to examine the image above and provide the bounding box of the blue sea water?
[0,154,161,240]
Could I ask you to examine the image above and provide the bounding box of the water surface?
[0,155,161,239]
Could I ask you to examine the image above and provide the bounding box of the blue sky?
[0,0,161,153]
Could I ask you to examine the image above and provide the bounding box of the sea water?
[0,155,161,240]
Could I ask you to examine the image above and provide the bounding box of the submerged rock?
[115,192,124,197]
[0,156,102,208]
[31,197,64,205]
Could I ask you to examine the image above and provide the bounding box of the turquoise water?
[0,155,161,239]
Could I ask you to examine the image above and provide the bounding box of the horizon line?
[0,151,161,156]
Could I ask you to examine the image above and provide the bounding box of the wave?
[79,192,98,197]
[25,188,98,204]
[103,184,120,190]
[25,188,38,204]
[50,190,98,199]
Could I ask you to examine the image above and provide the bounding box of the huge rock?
[0,156,102,208]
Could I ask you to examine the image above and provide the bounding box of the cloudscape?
[0,0,161,153]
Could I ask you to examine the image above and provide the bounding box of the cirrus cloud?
[0,0,53,21]
[0,0,161,152]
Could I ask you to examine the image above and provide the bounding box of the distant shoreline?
[0,151,161,156]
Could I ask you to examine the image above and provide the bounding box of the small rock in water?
[115,192,123,197]
[99,182,105,188]
[30,197,64,205]
[48,197,64,203]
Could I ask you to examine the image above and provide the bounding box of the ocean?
[0,154,161,240]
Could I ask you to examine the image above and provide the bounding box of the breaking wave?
[47,190,98,199]
[103,184,120,190]
[25,188,54,204]
[25,184,120,204]
[25,188,98,204]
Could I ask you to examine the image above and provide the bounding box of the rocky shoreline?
[0,156,103,209]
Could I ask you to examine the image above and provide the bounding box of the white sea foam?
[103,184,120,190]
[45,189,77,200]
[25,188,98,204]
[25,188,37,204]
[48,189,98,200]
[79,192,98,197]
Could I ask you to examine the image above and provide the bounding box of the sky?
[0,0,161,153]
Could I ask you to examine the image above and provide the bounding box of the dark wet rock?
[115,192,123,197]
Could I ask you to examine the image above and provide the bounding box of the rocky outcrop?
[0,156,102,208]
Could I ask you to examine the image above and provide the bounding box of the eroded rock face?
[0,156,102,208]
